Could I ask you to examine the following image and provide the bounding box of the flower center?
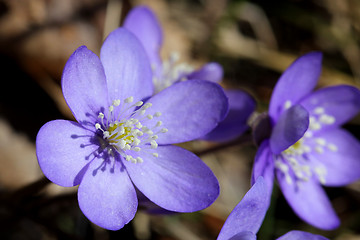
[152,52,194,93]
[275,105,338,186]
[95,97,168,163]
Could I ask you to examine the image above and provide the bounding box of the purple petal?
[61,46,109,124]
[123,6,163,70]
[227,231,257,240]
[202,89,256,142]
[308,128,360,186]
[277,172,340,230]
[277,230,329,240]
[100,28,153,103]
[187,62,224,83]
[36,120,98,187]
[124,145,219,212]
[251,140,274,206]
[78,157,137,230]
[217,177,268,240]
[269,52,322,121]
[146,80,228,144]
[270,105,309,154]
[300,85,360,131]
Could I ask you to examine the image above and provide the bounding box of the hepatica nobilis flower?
[123,6,256,142]
[36,28,229,230]
[217,177,329,240]
[252,52,360,230]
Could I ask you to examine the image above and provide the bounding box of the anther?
[113,99,121,106]
[150,140,158,149]
[119,140,126,149]
[136,122,143,129]
[150,135,158,140]
[143,103,152,109]
[156,121,162,127]
[315,138,326,146]
[103,132,110,138]
[284,100,292,110]
[327,143,338,152]
[125,96,134,103]
[133,138,141,146]
[315,146,324,154]
[313,107,325,115]
[319,114,335,125]
[135,101,143,107]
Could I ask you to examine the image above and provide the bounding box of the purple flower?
[252,52,360,230]
[123,6,256,142]
[36,28,228,230]
[217,177,329,240]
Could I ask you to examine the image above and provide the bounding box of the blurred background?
[0,0,360,239]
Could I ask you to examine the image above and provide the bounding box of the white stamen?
[327,143,338,152]
[135,101,143,107]
[150,135,158,140]
[119,140,126,149]
[313,107,325,115]
[125,96,134,103]
[315,146,324,154]
[143,103,152,109]
[94,96,165,165]
[303,145,311,153]
[315,138,326,146]
[152,52,194,93]
[284,100,292,110]
[314,167,327,184]
[113,99,121,106]
[133,138,141,146]
[319,114,335,125]
[150,140,158,149]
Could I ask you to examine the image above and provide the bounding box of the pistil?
[94,96,167,163]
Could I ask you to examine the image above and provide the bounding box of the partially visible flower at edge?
[123,5,256,142]
[217,177,329,240]
[252,52,360,230]
[36,27,229,230]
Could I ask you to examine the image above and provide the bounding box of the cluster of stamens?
[275,103,338,186]
[95,96,168,164]
[152,52,194,93]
